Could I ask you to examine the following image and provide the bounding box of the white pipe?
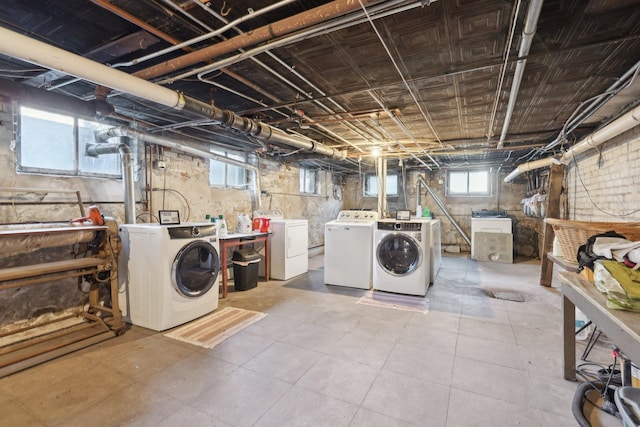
[504,102,640,181]
[497,0,544,149]
[0,27,183,109]
[503,157,554,183]
[560,103,640,164]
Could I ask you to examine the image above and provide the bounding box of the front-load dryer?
[373,220,430,296]
[254,209,309,280]
[118,223,220,331]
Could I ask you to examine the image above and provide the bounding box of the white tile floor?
[0,254,609,426]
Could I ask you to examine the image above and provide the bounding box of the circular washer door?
[171,241,220,298]
[377,233,422,276]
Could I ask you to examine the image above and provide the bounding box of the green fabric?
[601,260,640,299]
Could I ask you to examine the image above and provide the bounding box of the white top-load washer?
[410,217,442,284]
[471,210,513,263]
[254,209,308,280]
[324,210,379,289]
[373,220,430,296]
[118,222,220,331]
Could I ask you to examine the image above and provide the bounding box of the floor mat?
[164,307,267,349]
[357,290,429,314]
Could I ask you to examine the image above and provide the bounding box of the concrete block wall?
[565,126,640,222]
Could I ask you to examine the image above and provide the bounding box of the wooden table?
[218,232,269,298]
[558,271,640,381]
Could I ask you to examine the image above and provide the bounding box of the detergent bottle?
[216,214,228,237]
[422,206,431,218]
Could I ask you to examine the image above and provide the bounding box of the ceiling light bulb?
[371,147,381,157]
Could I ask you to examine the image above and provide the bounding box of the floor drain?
[488,290,525,302]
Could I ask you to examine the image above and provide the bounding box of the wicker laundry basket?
[545,218,640,263]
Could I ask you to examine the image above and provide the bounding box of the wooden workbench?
[218,231,269,298]
[558,271,640,381]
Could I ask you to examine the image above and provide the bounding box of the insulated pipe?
[503,157,555,183]
[0,27,347,161]
[497,0,544,149]
[504,102,640,182]
[0,27,184,109]
[86,138,136,224]
[95,126,263,210]
[560,103,640,164]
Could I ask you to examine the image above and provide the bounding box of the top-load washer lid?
[471,210,507,218]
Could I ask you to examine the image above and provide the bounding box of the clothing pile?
[580,232,640,311]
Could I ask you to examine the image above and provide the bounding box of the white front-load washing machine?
[373,220,430,296]
[411,217,442,284]
[118,223,220,331]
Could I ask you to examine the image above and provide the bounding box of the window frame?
[299,167,320,195]
[445,169,492,197]
[16,105,122,178]
[208,147,249,188]
[363,172,399,198]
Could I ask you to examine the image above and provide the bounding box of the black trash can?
[232,249,261,291]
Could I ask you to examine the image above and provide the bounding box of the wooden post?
[540,163,565,286]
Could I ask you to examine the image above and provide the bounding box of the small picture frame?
[159,210,180,225]
[395,210,411,221]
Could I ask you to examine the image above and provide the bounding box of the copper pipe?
[90,0,186,49]
[134,0,373,81]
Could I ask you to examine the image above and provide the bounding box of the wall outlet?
[153,160,166,170]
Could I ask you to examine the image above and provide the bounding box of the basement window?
[363,173,398,197]
[209,148,248,188]
[17,106,120,177]
[299,167,319,194]
[446,169,491,196]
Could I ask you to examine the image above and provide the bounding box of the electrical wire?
[571,156,640,218]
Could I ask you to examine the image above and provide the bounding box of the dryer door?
[376,233,422,276]
[171,241,220,297]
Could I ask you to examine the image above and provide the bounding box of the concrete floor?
[0,254,610,426]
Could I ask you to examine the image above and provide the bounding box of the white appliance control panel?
[253,209,284,219]
[336,210,379,221]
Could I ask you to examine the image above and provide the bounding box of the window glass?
[447,170,491,196]
[78,119,120,175]
[209,148,247,188]
[363,173,398,197]
[299,168,318,194]
[20,106,74,171]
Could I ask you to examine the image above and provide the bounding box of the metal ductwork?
[415,175,471,245]
[94,126,263,210]
[0,26,348,161]
[86,137,136,224]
